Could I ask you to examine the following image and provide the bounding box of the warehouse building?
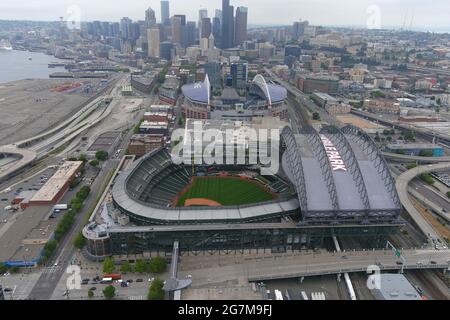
[370,274,422,300]
[29,161,83,206]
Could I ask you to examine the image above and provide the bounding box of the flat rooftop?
[371,274,421,300]
[336,115,386,130]
[87,131,121,152]
[30,161,83,203]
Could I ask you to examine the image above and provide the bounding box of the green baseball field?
[177,177,275,207]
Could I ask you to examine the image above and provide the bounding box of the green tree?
[95,150,109,161]
[370,90,386,98]
[120,261,133,273]
[103,257,115,274]
[446,191,450,199]
[134,259,148,274]
[405,163,417,170]
[103,285,116,300]
[312,112,321,121]
[9,266,20,274]
[90,159,100,168]
[149,256,167,274]
[420,173,435,186]
[88,289,94,299]
[78,154,87,162]
[419,150,433,157]
[0,263,8,274]
[147,278,165,300]
[73,232,86,249]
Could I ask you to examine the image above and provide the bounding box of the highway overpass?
[246,249,450,281]
[351,109,450,148]
[382,152,450,164]
[0,146,37,184]
[396,162,450,246]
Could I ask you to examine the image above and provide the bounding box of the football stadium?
[180,74,289,121]
[84,124,403,259]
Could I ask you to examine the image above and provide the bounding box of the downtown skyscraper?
[161,1,170,25]
[221,0,235,49]
[234,6,248,46]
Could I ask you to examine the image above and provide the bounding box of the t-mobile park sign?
[320,135,347,172]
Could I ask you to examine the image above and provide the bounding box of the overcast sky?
[0,0,449,31]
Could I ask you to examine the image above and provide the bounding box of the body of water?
[0,49,66,84]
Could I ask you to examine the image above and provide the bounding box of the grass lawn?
[177,177,275,206]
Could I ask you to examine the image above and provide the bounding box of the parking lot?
[0,166,58,223]
[50,252,170,300]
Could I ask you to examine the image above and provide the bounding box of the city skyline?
[1,0,450,32]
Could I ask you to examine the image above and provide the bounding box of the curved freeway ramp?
[0,145,37,183]
[396,162,450,245]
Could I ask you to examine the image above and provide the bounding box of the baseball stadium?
[84,124,403,259]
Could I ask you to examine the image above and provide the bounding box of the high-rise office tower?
[198,9,208,40]
[171,16,182,45]
[161,1,170,25]
[182,21,196,48]
[212,17,221,46]
[201,17,212,39]
[292,20,309,40]
[160,41,174,60]
[215,9,223,21]
[120,17,132,40]
[234,6,247,46]
[147,28,160,57]
[145,7,157,28]
[221,0,235,49]
[231,62,248,89]
[174,14,186,26]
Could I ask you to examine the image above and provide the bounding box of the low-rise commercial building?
[127,134,165,157]
[29,161,83,206]
[131,75,157,93]
[364,99,400,114]
[296,75,339,95]
[159,78,180,105]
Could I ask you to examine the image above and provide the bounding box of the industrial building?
[2,220,58,268]
[87,131,123,158]
[83,124,402,259]
[370,274,422,300]
[29,161,83,206]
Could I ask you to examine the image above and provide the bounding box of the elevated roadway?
[0,146,37,184]
[383,152,450,164]
[351,109,450,148]
[396,162,450,245]
[246,249,450,282]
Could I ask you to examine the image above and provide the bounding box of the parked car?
[136,279,143,283]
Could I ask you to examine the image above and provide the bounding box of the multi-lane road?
[396,162,450,247]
